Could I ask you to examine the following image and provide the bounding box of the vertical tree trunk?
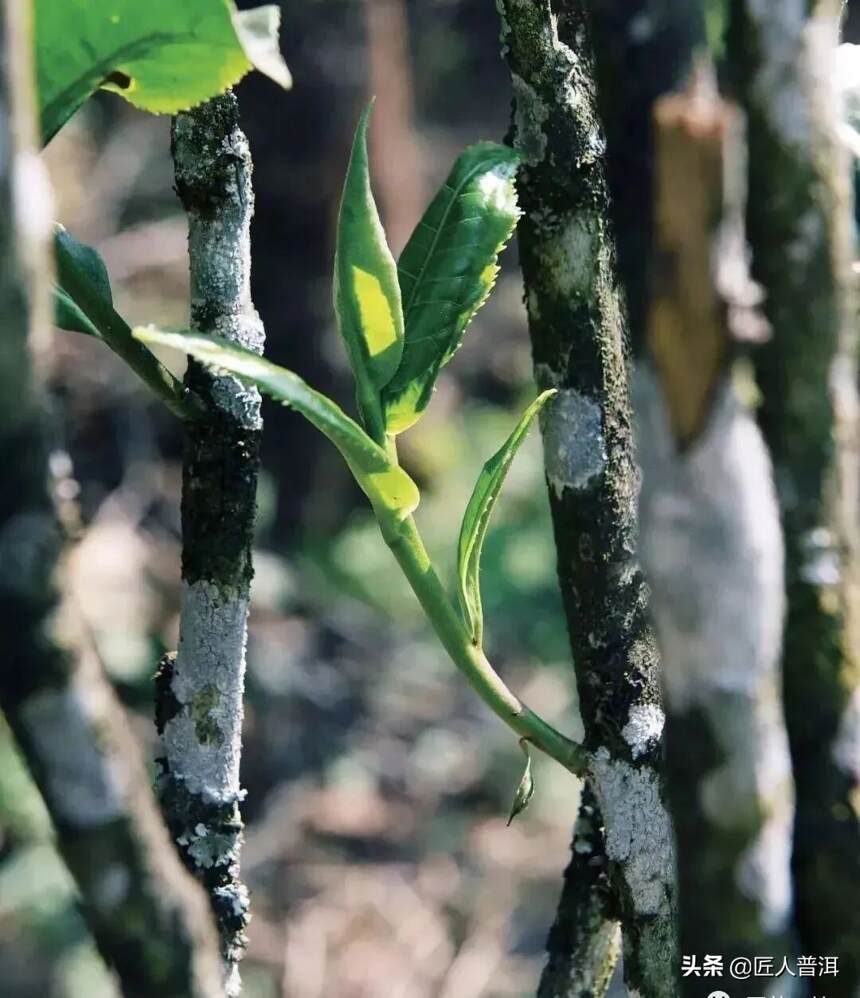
[636,78,797,994]
[729,1,860,989]
[496,3,676,994]
[0,2,222,995]
[537,786,621,998]
[158,91,264,997]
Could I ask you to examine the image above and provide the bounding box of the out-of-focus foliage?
[53,226,113,338]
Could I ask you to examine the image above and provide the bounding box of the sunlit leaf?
[457,391,555,647]
[333,103,404,441]
[36,0,291,144]
[134,328,420,522]
[53,226,112,337]
[507,739,535,826]
[383,143,521,434]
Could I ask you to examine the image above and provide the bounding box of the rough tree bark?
[636,79,797,995]
[496,2,676,994]
[0,2,223,995]
[157,92,264,996]
[729,2,860,989]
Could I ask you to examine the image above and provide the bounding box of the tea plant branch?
[385,515,588,774]
[729,0,860,983]
[496,1,676,994]
[0,2,223,994]
[156,91,264,997]
[135,327,588,779]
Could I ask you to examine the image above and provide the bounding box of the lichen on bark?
[496,2,676,994]
[636,78,798,995]
[728,1,860,989]
[159,90,264,995]
[0,3,222,994]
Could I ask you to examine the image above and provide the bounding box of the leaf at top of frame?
[36,0,291,144]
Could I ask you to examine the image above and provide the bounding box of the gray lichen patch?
[622,703,666,761]
[538,214,598,298]
[164,580,249,803]
[737,801,794,934]
[590,747,675,918]
[541,388,608,498]
[511,73,548,165]
[636,370,785,712]
[21,679,125,828]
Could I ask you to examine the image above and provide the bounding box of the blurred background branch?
[0,2,222,994]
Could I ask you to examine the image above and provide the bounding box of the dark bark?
[585,0,704,353]
[728,2,860,990]
[537,787,620,998]
[158,92,264,996]
[0,3,222,995]
[496,2,676,994]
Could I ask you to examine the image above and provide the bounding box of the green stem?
[385,514,588,775]
[54,238,203,422]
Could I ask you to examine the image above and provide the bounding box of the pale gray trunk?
[158,91,264,996]
[728,3,860,987]
[635,79,797,994]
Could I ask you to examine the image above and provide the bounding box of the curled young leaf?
[507,739,535,826]
[36,0,291,144]
[383,143,521,434]
[457,390,555,648]
[134,328,420,524]
[53,226,112,337]
[333,103,404,442]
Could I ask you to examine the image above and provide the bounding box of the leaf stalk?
[384,514,588,776]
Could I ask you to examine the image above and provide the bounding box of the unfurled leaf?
[36,0,291,144]
[53,227,112,337]
[333,103,404,442]
[383,143,521,434]
[457,390,555,648]
[507,739,535,826]
[134,328,420,522]
[55,230,189,417]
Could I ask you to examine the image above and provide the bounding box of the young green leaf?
[507,739,535,826]
[383,143,521,434]
[134,328,420,523]
[54,226,112,337]
[457,390,555,647]
[333,103,404,442]
[55,229,193,419]
[36,0,291,144]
